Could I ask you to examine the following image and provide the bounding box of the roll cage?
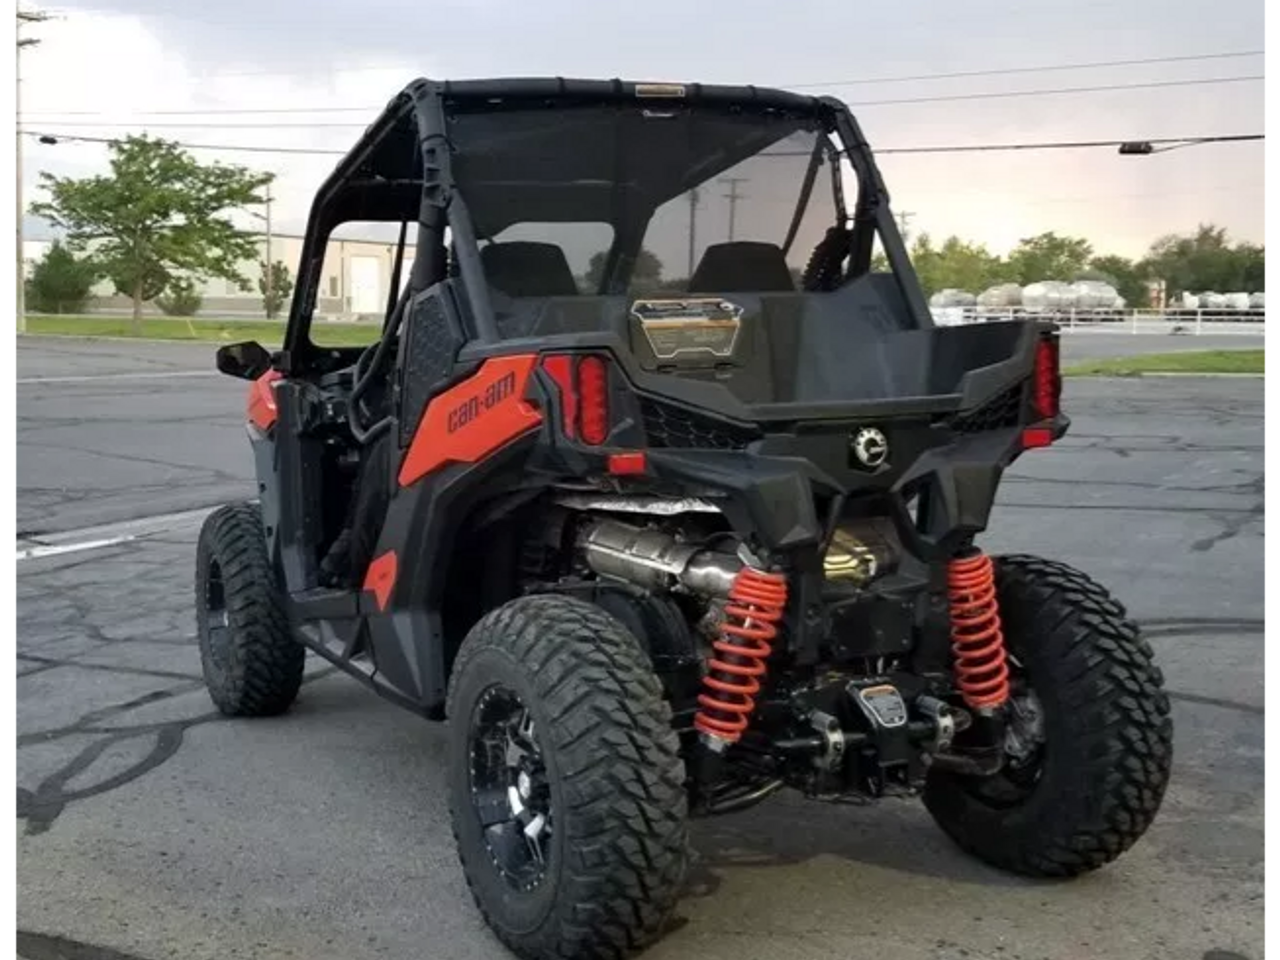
[278,77,931,376]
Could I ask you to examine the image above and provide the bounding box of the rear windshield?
[445,104,845,299]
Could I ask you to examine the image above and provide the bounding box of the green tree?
[1006,232,1093,284]
[25,240,98,314]
[30,134,271,333]
[1083,254,1149,308]
[1141,224,1264,295]
[258,259,293,319]
[1237,242,1265,292]
[908,233,1015,297]
[583,248,663,292]
[155,276,204,316]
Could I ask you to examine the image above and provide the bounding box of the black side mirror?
[216,341,274,380]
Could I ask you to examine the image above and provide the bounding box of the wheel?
[446,594,689,960]
[195,502,304,716]
[922,554,1173,877]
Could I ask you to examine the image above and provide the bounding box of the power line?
[22,130,1263,160]
[786,49,1263,88]
[848,74,1261,108]
[23,69,1266,121]
[874,133,1264,155]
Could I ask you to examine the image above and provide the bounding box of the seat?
[689,241,796,294]
[480,241,579,298]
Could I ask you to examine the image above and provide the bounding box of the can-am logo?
[446,370,517,433]
[851,427,889,468]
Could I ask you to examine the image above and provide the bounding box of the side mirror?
[216,341,274,380]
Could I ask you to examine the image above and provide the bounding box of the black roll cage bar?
[279,77,931,374]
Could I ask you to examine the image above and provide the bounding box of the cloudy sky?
[18,0,1265,262]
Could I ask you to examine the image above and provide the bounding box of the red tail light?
[1033,336,1061,420]
[577,355,610,445]
[539,353,612,446]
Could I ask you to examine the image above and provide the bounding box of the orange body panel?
[398,354,543,487]
[363,551,399,613]
[247,370,283,431]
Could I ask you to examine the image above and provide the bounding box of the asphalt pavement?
[16,333,1264,960]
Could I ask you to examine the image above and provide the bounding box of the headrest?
[480,241,578,298]
[689,241,796,293]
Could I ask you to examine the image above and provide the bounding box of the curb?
[1065,372,1264,380]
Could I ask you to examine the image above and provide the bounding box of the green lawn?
[22,314,380,348]
[1064,349,1264,377]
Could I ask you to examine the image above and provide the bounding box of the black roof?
[311,77,838,228]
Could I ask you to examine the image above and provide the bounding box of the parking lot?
[16,334,1264,960]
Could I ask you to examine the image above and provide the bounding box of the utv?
[198,77,1172,960]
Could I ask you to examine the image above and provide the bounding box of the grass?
[1063,349,1264,377]
[21,314,380,348]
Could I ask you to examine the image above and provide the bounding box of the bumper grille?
[946,381,1027,433]
[640,398,759,450]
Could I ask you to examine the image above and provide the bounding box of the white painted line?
[16,502,245,563]
[18,370,220,385]
[17,535,137,561]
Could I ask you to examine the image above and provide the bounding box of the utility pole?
[896,210,915,245]
[262,180,272,268]
[263,179,273,317]
[685,186,700,278]
[718,177,748,242]
[16,8,49,335]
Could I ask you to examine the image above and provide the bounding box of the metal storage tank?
[929,288,978,308]
[976,283,1022,308]
[1022,281,1075,312]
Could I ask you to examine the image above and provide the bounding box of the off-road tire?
[446,594,689,960]
[923,554,1173,877]
[195,502,304,716]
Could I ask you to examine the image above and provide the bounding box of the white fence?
[930,307,1265,337]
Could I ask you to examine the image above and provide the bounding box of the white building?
[24,230,417,322]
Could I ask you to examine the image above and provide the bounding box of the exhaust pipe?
[579,518,742,597]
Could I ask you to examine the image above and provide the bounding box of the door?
[349,256,382,315]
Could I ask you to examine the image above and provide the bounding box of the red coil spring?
[693,567,789,744]
[947,551,1011,711]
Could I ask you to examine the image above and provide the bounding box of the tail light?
[1033,335,1061,420]
[577,355,610,445]
[539,353,612,446]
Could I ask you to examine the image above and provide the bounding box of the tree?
[582,248,664,293]
[25,240,98,314]
[1006,232,1093,284]
[155,276,204,317]
[1141,224,1264,295]
[1083,254,1149,308]
[30,134,271,333]
[908,233,1015,297]
[259,259,293,319]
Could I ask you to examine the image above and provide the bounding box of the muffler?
[579,518,742,597]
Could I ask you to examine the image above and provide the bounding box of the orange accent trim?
[398,354,543,487]
[247,370,283,431]
[363,551,398,613]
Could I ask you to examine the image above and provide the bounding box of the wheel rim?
[202,558,232,672]
[467,684,554,892]
[960,653,1048,807]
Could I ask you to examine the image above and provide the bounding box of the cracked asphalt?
[17,335,1264,960]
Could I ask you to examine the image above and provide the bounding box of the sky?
[16,0,1267,264]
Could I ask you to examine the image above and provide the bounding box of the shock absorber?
[694,567,789,748]
[947,548,1011,712]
